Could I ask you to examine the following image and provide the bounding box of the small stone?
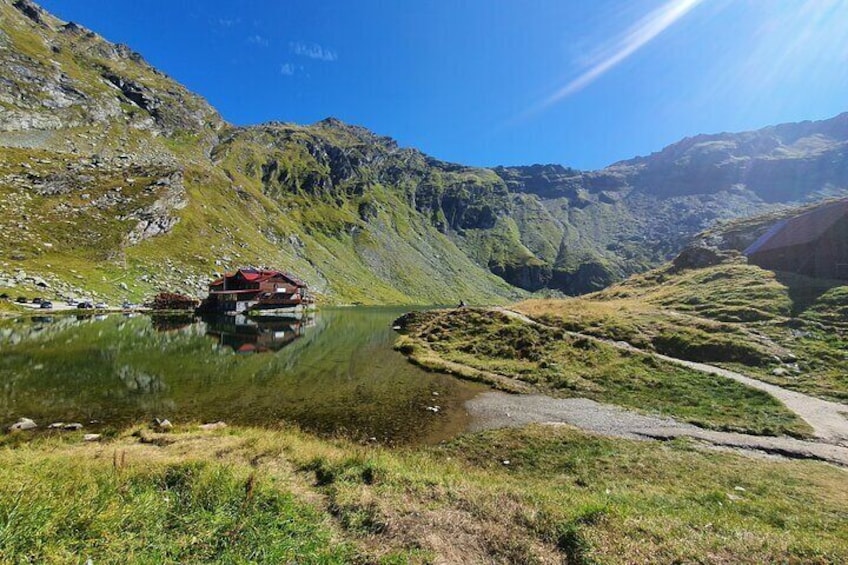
[199,421,227,431]
[502,460,510,466]
[734,486,746,492]
[48,422,65,429]
[83,434,101,442]
[772,367,788,377]
[9,418,37,431]
[153,418,173,431]
[64,423,83,431]
[431,391,439,396]
[425,406,440,413]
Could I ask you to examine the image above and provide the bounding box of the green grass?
[1,425,846,564]
[517,260,848,401]
[397,309,811,437]
[0,434,355,564]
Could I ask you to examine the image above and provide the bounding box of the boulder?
[9,417,37,431]
[153,418,173,431]
[671,246,725,272]
[198,421,227,431]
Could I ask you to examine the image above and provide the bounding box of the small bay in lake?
[0,307,486,444]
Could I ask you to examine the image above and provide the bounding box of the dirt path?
[495,307,848,447]
[434,307,848,465]
[466,392,848,466]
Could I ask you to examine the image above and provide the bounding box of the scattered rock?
[425,405,440,413]
[63,423,83,431]
[48,422,64,429]
[198,421,227,431]
[9,417,37,431]
[83,433,101,442]
[772,367,788,377]
[671,246,729,272]
[152,418,173,431]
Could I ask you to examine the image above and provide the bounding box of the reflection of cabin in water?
[745,199,848,280]
[200,268,314,314]
[203,314,312,353]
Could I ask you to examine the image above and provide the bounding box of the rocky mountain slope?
[1,0,846,305]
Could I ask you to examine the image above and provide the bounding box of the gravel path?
[457,308,848,465]
[466,392,848,466]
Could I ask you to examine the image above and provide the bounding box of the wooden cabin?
[745,199,848,280]
[201,268,314,313]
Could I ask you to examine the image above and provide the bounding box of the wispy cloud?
[280,63,296,76]
[290,41,338,62]
[215,17,241,28]
[247,34,269,47]
[517,0,704,121]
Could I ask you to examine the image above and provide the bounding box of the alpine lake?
[0,307,488,444]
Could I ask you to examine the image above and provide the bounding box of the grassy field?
[396,308,811,437]
[0,425,846,564]
[515,260,848,402]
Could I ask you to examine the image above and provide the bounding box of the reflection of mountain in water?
[202,314,315,354]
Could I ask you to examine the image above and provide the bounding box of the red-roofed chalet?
[201,268,314,313]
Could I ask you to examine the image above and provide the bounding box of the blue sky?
[38,0,848,170]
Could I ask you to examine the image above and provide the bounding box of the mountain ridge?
[1,0,847,305]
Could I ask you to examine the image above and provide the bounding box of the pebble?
[83,434,101,442]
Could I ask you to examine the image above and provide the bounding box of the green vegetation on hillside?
[516,258,848,401]
[396,308,810,437]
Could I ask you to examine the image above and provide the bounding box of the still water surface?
[0,308,487,444]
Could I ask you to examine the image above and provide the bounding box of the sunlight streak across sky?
[514,0,704,123]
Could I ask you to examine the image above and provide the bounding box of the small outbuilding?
[744,198,848,280]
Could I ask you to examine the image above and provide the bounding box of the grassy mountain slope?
[1,0,847,306]
[517,253,848,401]
[0,0,520,305]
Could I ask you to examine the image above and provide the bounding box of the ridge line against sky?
[32,0,848,170]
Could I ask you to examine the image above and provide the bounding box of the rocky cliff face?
[1,0,846,304]
[492,112,848,292]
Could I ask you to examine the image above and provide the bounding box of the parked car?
[39,301,53,309]
[31,297,43,304]
[0,293,9,300]
[77,301,94,309]
[66,298,78,306]
[16,296,27,303]
[94,302,108,309]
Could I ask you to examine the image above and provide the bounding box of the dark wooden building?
[744,199,848,280]
[200,268,313,313]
